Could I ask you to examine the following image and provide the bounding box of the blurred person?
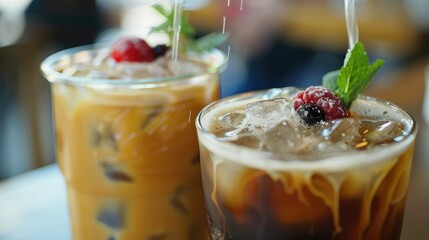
[25,0,102,48]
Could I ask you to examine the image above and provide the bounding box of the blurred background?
[1,0,429,186]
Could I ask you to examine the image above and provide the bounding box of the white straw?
[172,0,182,61]
[345,0,359,49]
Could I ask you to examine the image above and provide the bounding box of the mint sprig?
[150,4,228,53]
[322,70,340,93]
[151,4,196,41]
[323,42,384,108]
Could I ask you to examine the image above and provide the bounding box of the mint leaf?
[150,4,227,53]
[152,3,169,17]
[335,42,384,108]
[193,33,229,52]
[150,4,196,39]
[179,13,197,37]
[322,70,340,92]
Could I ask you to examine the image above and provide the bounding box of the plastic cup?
[41,44,225,240]
[196,89,418,240]
[423,65,429,125]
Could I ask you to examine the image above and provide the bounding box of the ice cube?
[263,120,316,155]
[260,87,300,100]
[360,120,404,145]
[100,162,133,183]
[170,186,188,216]
[62,63,90,77]
[230,134,264,149]
[167,59,206,76]
[315,140,352,154]
[91,122,118,152]
[117,62,169,78]
[322,118,362,145]
[218,111,246,129]
[86,71,111,79]
[96,202,125,229]
[93,48,111,66]
[141,108,164,130]
[220,126,264,149]
[260,88,284,99]
[244,98,293,133]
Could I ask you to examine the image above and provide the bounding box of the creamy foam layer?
[198,88,416,171]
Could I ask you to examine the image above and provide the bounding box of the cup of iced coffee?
[196,43,417,240]
[41,34,225,239]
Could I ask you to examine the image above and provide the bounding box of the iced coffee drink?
[41,37,225,240]
[196,43,417,240]
[197,88,416,240]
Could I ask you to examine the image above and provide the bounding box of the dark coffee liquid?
[206,176,335,240]
[201,146,413,240]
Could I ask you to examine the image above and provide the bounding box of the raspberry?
[292,86,347,121]
[111,37,156,63]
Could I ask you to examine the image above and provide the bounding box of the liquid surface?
[54,48,207,80]
[204,87,409,161]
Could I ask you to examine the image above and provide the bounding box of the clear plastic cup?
[196,88,418,240]
[423,65,429,125]
[41,44,225,240]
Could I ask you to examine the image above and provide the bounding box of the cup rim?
[40,43,227,89]
[196,88,418,172]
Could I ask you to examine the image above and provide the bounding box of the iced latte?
[41,38,225,240]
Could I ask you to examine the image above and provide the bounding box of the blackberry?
[153,44,170,58]
[297,104,325,125]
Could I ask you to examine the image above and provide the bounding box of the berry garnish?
[296,104,325,125]
[111,37,156,63]
[153,44,169,58]
[293,86,347,121]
